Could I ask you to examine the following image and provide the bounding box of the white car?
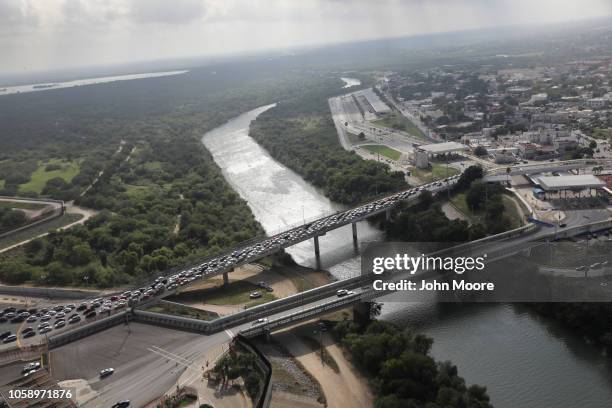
[251,318,268,326]
[100,368,115,377]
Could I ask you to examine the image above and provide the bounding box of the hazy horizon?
[2,0,612,77]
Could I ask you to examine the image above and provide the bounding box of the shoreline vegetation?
[333,318,493,408]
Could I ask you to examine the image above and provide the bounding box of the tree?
[454,165,483,191]
[466,182,487,211]
[358,132,366,140]
[1,209,27,229]
[474,146,488,156]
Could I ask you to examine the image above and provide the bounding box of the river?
[201,103,612,408]
[0,70,188,96]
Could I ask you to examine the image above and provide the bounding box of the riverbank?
[200,103,612,408]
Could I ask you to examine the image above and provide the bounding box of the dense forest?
[250,76,407,205]
[334,320,493,408]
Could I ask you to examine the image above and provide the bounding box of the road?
[50,323,233,407]
[0,202,98,254]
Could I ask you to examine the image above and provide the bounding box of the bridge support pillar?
[352,222,359,253]
[314,235,321,270]
[353,302,372,326]
[223,271,229,286]
[385,208,391,222]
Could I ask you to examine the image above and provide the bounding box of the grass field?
[18,159,80,194]
[172,280,277,307]
[372,112,428,140]
[449,192,524,229]
[0,180,4,189]
[409,163,459,182]
[362,144,402,161]
[146,303,219,321]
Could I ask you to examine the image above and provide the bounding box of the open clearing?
[18,159,81,194]
[409,163,459,182]
[362,144,401,161]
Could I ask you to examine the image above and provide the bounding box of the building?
[553,135,579,154]
[517,142,541,159]
[586,98,607,109]
[536,175,605,196]
[359,88,392,116]
[414,149,430,169]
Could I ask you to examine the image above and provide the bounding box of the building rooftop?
[536,175,606,191]
[358,88,391,114]
[417,141,467,154]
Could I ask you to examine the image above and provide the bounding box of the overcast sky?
[1,0,612,75]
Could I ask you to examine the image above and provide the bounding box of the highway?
[329,92,422,153]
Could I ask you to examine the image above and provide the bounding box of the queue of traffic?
[0,173,462,345]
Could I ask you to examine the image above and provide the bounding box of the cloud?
[127,0,207,24]
[0,0,611,75]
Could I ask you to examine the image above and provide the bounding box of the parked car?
[112,401,130,408]
[249,291,262,299]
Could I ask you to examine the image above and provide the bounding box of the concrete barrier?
[48,310,131,349]
[131,309,210,333]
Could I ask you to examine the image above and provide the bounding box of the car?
[3,334,17,343]
[68,315,81,324]
[22,330,36,338]
[0,331,12,340]
[100,367,115,377]
[112,401,130,408]
[26,315,37,323]
[39,327,52,334]
[0,317,7,323]
[53,305,64,312]
[249,291,262,299]
[575,266,588,272]
[76,303,88,311]
[40,315,51,321]
[251,318,268,326]
[55,312,65,319]
[336,289,348,297]
[22,362,40,373]
[85,310,96,319]
[559,223,567,228]
[22,327,34,333]
[54,320,66,329]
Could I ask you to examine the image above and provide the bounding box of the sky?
[1,0,612,75]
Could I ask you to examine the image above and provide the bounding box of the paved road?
[50,323,232,407]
